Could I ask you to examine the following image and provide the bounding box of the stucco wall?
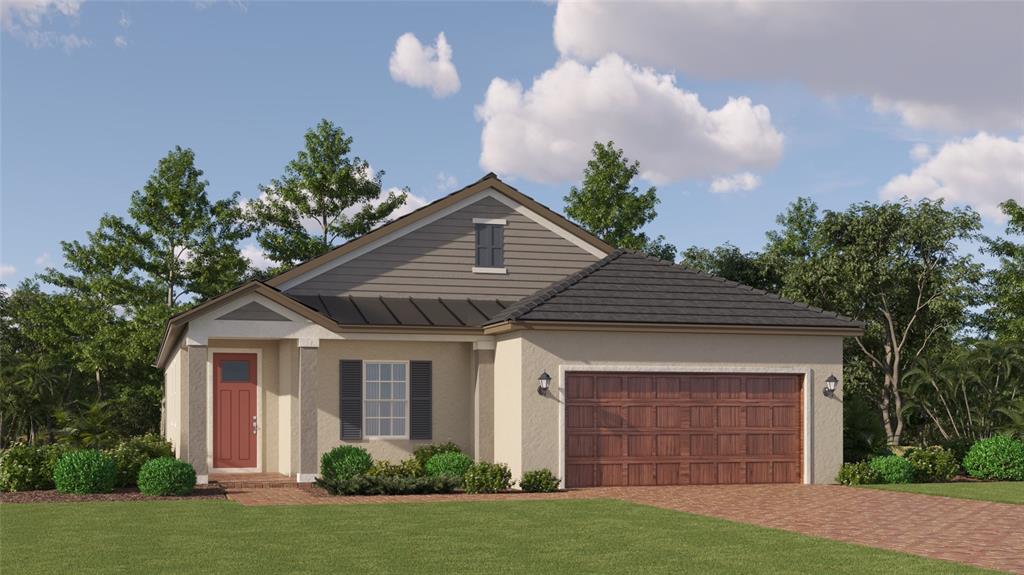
[315,340,474,463]
[493,330,845,484]
[474,349,495,462]
[163,346,184,456]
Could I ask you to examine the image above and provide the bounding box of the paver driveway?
[225,483,1023,574]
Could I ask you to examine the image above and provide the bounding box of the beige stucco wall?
[163,345,185,456]
[493,330,845,484]
[474,349,496,462]
[315,340,474,463]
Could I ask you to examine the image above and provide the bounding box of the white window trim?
[472,217,507,225]
[363,360,410,440]
[472,266,507,274]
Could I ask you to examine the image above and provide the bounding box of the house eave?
[482,320,865,337]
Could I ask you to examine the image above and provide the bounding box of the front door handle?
[252,415,257,435]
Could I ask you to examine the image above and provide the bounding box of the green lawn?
[0,498,995,574]
[864,481,1024,504]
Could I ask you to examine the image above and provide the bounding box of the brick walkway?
[224,483,1024,574]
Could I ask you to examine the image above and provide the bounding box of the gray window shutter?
[475,224,504,267]
[409,360,432,440]
[340,360,362,440]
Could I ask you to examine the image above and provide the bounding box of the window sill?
[472,266,507,274]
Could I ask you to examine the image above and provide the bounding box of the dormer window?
[473,218,506,273]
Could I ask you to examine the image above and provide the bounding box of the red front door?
[213,353,257,468]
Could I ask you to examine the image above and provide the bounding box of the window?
[474,223,504,268]
[364,362,407,438]
[219,360,251,382]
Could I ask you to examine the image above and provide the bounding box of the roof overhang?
[482,320,865,337]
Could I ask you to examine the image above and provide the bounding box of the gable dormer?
[268,175,611,300]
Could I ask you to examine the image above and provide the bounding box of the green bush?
[106,434,174,487]
[836,461,880,485]
[462,462,513,493]
[317,474,459,496]
[519,469,560,492]
[367,458,423,479]
[53,450,117,494]
[425,452,473,481]
[137,457,196,496]
[905,446,959,482]
[941,437,974,465]
[0,443,71,492]
[320,446,373,482]
[868,455,914,484]
[962,435,1024,481]
[412,442,462,468]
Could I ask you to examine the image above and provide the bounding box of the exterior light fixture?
[823,374,838,397]
[537,372,552,395]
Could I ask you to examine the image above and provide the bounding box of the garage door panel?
[565,372,802,487]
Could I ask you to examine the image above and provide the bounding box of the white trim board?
[555,364,815,486]
[275,188,607,291]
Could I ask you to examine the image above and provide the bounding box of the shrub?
[53,450,117,494]
[905,446,959,482]
[462,462,513,493]
[317,474,459,496]
[941,437,974,465]
[425,452,473,482]
[367,458,423,479]
[412,442,462,468]
[320,446,373,482]
[107,434,174,487]
[520,469,560,492]
[868,455,914,484]
[0,443,71,492]
[962,435,1024,481]
[836,461,880,485]
[137,457,196,496]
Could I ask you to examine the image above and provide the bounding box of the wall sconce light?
[537,372,551,395]
[823,374,838,397]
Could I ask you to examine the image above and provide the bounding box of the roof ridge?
[486,250,626,323]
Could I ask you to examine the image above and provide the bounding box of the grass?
[864,481,1024,504]
[0,498,996,574]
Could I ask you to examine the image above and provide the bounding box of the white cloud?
[881,133,1024,221]
[114,35,127,48]
[710,172,761,194]
[389,32,460,98]
[436,172,458,192]
[2,0,89,51]
[241,243,274,271]
[554,1,1023,132]
[34,251,51,266]
[475,54,783,184]
[909,144,931,162]
[118,10,130,28]
[0,265,16,280]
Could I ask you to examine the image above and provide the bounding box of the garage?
[564,372,803,487]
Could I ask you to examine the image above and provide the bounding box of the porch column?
[184,345,209,484]
[473,341,496,462]
[296,345,319,482]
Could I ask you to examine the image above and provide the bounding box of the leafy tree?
[782,199,983,446]
[565,141,676,261]
[982,199,1024,340]
[248,119,408,269]
[679,244,772,291]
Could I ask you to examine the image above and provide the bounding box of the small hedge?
[520,469,560,492]
[412,442,462,468]
[367,458,423,479]
[905,446,959,482]
[107,434,174,487]
[0,443,71,492]
[53,450,117,494]
[320,446,373,482]
[318,475,459,496]
[868,455,914,484]
[836,461,880,485]
[963,435,1024,481]
[462,462,513,493]
[425,452,473,482]
[137,457,196,496]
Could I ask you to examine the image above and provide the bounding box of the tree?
[679,244,772,291]
[565,141,676,261]
[782,199,983,446]
[248,119,409,269]
[982,199,1024,340]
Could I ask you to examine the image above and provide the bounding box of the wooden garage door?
[564,372,802,487]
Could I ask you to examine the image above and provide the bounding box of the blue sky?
[2,1,1021,284]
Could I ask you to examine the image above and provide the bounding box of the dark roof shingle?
[288,295,516,327]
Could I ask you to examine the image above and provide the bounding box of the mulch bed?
[0,484,226,504]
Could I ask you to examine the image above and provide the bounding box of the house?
[156,173,862,487]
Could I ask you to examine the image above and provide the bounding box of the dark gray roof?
[287,294,517,327]
[486,251,862,330]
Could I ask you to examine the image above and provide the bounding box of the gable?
[284,193,604,300]
[217,301,290,322]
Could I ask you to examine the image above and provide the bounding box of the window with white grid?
[364,362,408,438]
